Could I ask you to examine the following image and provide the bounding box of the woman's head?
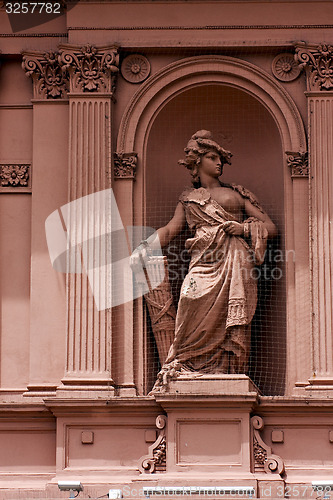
[178,130,232,187]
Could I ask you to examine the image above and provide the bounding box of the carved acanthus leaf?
[0,164,31,188]
[251,416,284,476]
[22,51,68,99]
[58,44,119,94]
[295,43,333,91]
[286,151,309,178]
[114,152,137,179]
[253,436,267,465]
[139,415,167,474]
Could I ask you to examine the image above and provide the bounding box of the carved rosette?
[251,416,284,476]
[295,43,333,91]
[139,415,167,474]
[0,164,31,189]
[286,151,309,178]
[272,53,301,82]
[121,54,151,83]
[22,51,68,99]
[58,44,119,94]
[114,152,137,179]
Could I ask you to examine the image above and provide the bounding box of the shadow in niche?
[249,235,287,396]
[144,83,286,396]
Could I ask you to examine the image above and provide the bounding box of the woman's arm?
[130,202,186,268]
[154,202,187,248]
[243,198,277,238]
[222,197,277,239]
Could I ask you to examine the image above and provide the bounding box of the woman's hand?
[130,242,151,273]
[222,221,244,236]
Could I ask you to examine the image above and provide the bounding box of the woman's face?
[198,150,223,178]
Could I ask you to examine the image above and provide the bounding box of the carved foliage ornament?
[58,44,119,94]
[139,415,167,474]
[251,416,285,476]
[114,152,137,179]
[22,51,68,99]
[272,53,301,82]
[286,151,309,178]
[121,54,151,83]
[23,45,120,98]
[295,43,333,91]
[0,164,30,188]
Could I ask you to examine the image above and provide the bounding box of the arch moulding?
[116,55,309,395]
[117,55,306,155]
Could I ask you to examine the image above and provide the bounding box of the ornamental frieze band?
[0,164,31,192]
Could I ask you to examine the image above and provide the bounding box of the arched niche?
[116,56,307,396]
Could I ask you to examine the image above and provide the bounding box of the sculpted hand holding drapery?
[132,131,277,389]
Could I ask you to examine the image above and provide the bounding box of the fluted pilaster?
[58,44,119,392]
[296,43,333,388]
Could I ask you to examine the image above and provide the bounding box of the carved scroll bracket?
[114,152,137,179]
[139,415,167,474]
[295,43,333,91]
[22,51,68,99]
[251,416,285,476]
[286,151,309,178]
[58,44,119,94]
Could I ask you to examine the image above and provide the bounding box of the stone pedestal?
[155,375,258,479]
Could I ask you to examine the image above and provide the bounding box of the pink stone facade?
[1,1,333,498]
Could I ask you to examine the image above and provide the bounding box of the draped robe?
[163,186,268,375]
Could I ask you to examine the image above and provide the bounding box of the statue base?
[159,373,259,396]
[153,374,260,476]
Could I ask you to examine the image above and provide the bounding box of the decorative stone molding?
[251,416,285,476]
[139,415,167,474]
[0,164,31,191]
[22,51,68,99]
[285,151,309,178]
[121,54,151,83]
[295,43,333,91]
[114,152,137,179]
[272,53,301,82]
[58,44,119,94]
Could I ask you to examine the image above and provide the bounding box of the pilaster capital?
[58,44,119,94]
[295,42,333,91]
[286,151,309,178]
[114,152,137,179]
[22,51,68,99]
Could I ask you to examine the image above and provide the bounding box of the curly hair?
[179,130,232,188]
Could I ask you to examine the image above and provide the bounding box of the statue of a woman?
[132,130,277,387]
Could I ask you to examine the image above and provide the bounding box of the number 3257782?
[5,3,62,14]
